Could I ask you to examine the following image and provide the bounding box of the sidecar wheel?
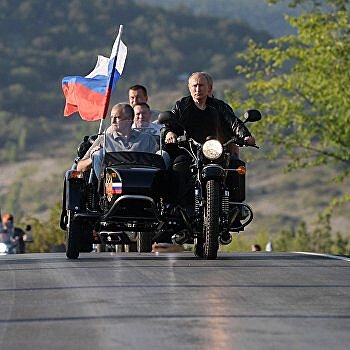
[137,232,152,253]
[203,180,220,260]
[66,211,80,259]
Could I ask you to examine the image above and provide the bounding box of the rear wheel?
[203,180,220,260]
[137,232,153,253]
[66,210,80,259]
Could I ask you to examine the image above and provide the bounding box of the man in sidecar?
[77,103,159,176]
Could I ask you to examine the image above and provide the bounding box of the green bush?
[24,203,65,253]
[274,214,349,255]
[221,215,349,255]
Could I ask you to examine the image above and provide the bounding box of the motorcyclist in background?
[2,213,25,254]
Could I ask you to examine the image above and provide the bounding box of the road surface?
[0,252,349,349]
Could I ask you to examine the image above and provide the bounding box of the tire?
[137,232,152,253]
[203,180,220,260]
[66,210,80,259]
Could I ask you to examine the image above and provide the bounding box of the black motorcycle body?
[61,111,260,259]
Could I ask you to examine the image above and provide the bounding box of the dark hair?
[128,84,148,96]
[133,102,150,110]
[112,103,134,120]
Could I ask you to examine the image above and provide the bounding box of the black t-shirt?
[174,100,229,144]
[167,95,251,146]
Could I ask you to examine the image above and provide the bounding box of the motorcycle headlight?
[202,139,223,160]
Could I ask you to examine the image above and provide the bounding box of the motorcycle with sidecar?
[60,110,261,259]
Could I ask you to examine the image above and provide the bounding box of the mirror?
[243,109,262,123]
[158,111,172,124]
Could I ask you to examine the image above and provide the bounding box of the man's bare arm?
[77,157,92,172]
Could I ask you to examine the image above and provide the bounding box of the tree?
[25,203,65,253]
[230,0,350,191]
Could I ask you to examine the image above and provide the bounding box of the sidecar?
[61,149,174,259]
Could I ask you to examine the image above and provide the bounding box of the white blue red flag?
[62,28,127,121]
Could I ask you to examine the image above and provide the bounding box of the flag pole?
[97,24,124,133]
[89,25,124,185]
[102,24,123,121]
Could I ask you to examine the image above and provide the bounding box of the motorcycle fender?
[201,165,225,181]
[65,170,85,211]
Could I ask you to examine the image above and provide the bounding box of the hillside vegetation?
[135,0,302,36]
[0,0,270,163]
[0,0,268,210]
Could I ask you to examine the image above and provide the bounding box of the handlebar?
[175,136,259,149]
[223,138,259,149]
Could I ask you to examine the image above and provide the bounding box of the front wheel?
[203,180,220,260]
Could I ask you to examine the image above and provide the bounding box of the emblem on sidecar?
[105,172,113,202]
[105,171,123,202]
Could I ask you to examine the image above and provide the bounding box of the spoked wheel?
[66,210,80,259]
[137,232,153,253]
[203,180,220,260]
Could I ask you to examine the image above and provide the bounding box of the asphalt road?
[0,251,349,350]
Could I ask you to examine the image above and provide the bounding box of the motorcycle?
[0,224,32,255]
[0,231,17,255]
[60,109,261,259]
[158,109,261,259]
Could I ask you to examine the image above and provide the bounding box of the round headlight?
[202,139,223,160]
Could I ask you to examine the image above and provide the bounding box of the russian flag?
[112,182,122,194]
[62,28,127,121]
